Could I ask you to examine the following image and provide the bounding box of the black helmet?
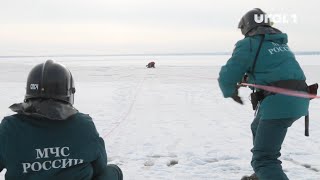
[25,60,76,104]
[238,8,272,36]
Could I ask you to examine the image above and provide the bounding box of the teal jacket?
[0,112,108,180]
[218,33,309,119]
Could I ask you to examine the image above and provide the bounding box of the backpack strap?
[250,35,265,82]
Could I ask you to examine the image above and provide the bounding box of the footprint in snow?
[167,159,179,167]
[144,159,155,167]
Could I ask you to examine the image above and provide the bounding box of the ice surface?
[0,55,319,179]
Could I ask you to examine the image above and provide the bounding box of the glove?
[231,89,243,105]
[237,74,249,88]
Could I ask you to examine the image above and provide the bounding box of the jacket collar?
[246,26,282,37]
[9,99,78,120]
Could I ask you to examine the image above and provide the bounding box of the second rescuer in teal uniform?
[218,9,310,180]
[0,60,123,180]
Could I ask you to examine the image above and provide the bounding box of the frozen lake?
[0,55,320,179]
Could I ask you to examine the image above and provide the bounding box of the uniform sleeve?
[0,119,7,172]
[92,137,108,180]
[218,40,252,97]
[0,150,4,172]
[83,114,109,179]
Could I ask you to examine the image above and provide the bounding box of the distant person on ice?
[0,60,123,180]
[218,9,310,180]
[146,61,155,68]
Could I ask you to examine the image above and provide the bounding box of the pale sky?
[0,0,319,56]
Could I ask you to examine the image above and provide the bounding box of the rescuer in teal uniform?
[0,60,123,180]
[218,9,310,180]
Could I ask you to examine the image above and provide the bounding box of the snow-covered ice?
[0,55,320,180]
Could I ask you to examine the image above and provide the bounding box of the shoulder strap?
[250,35,265,79]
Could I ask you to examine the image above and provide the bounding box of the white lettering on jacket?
[22,147,84,173]
[268,42,292,55]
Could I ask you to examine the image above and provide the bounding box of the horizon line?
[0,51,319,58]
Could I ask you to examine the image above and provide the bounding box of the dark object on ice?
[25,59,75,104]
[146,61,155,68]
[241,173,259,180]
[166,159,179,167]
